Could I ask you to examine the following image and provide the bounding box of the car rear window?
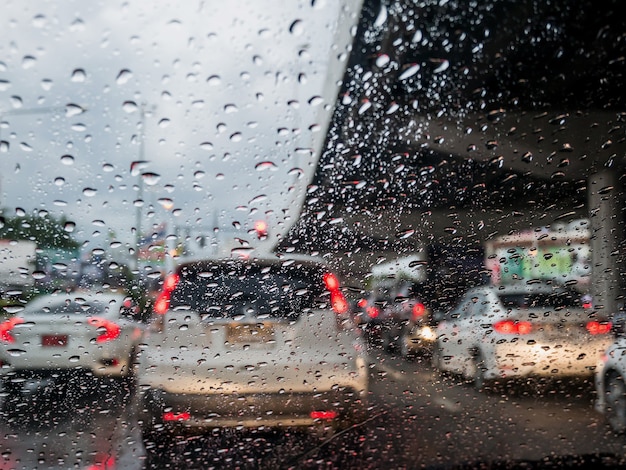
[498,291,582,310]
[169,262,330,319]
[42,301,109,315]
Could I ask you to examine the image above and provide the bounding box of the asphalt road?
[1,351,625,469]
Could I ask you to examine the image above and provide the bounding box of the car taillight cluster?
[586,321,612,335]
[87,317,121,343]
[323,272,348,314]
[0,317,24,343]
[493,320,533,335]
[154,273,180,315]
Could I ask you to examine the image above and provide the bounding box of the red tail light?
[163,411,191,421]
[493,320,532,335]
[0,317,24,343]
[88,317,121,343]
[586,321,612,335]
[310,410,338,420]
[323,272,348,314]
[366,306,380,319]
[154,273,180,314]
[412,302,426,320]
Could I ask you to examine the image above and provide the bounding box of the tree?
[0,211,80,250]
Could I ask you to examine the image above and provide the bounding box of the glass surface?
[1,1,626,469]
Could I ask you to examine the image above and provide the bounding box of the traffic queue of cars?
[4,258,626,442]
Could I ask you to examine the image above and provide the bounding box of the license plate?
[41,334,68,347]
[225,323,275,346]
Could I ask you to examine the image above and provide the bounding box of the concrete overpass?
[279,0,626,316]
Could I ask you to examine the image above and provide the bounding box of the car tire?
[605,373,626,434]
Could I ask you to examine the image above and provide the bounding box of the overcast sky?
[0,0,362,257]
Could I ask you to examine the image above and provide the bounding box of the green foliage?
[0,211,80,250]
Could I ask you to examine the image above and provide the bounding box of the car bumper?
[485,341,610,380]
[139,387,368,431]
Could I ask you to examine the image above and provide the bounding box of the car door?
[438,291,480,373]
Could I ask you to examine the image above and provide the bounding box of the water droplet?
[358,100,372,114]
[230,132,242,142]
[289,19,304,36]
[19,142,33,152]
[102,163,114,172]
[207,75,221,86]
[396,229,415,239]
[65,103,86,117]
[116,69,133,85]
[374,5,388,27]
[123,101,138,113]
[71,69,86,82]
[192,100,204,108]
[10,96,23,108]
[249,194,267,204]
[224,104,238,113]
[255,161,278,171]
[0,141,8,153]
[40,79,53,91]
[83,188,97,197]
[194,170,205,179]
[64,221,76,232]
[433,59,450,73]
[158,118,170,128]
[130,160,149,176]
[32,14,47,28]
[60,154,75,165]
[54,177,65,186]
[0,80,10,91]
[399,64,420,80]
[22,56,37,69]
[200,142,213,151]
[69,356,80,363]
[4,305,24,314]
[32,271,47,280]
[15,208,26,216]
[308,96,323,106]
[142,172,161,186]
[376,54,390,67]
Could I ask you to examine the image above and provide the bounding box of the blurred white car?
[0,291,143,395]
[137,254,369,447]
[594,313,626,433]
[433,282,613,390]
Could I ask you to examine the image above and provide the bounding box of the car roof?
[174,252,332,271]
[480,282,579,295]
[25,290,127,309]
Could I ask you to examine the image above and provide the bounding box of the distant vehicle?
[433,282,613,391]
[594,312,626,433]
[354,278,434,358]
[0,240,37,294]
[137,254,369,455]
[0,290,143,398]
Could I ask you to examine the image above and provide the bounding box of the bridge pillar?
[588,170,623,317]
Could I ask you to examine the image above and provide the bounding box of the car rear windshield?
[170,262,330,319]
[40,301,109,315]
[498,291,582,310]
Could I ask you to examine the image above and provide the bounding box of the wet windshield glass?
[1,1,626,469]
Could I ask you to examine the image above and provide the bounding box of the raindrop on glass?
[60,154,75,165]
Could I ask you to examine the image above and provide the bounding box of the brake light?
[493,320,532,335]
[154,273,180,314]
[0,317,24,343]
[366,306,380,319]
[323,272,348,314]
[88,317,121,343]
[163,411,191,421]
[310,410,337,420]
[412,302,426,320]
[586,321,612,335]
[357,298,367,308]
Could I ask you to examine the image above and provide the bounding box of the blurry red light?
[493,320,532,335]
[366,306,380,319]
[310,410,338,420]
[357,298,367,308]
[331,291,349,314]
[0,317,24,343]
[586,321,612,335]
[163,411,191,421]
[154,273,180,315]
[88,317,121,343]
[323,273,340,291]
[412,302,426,319]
